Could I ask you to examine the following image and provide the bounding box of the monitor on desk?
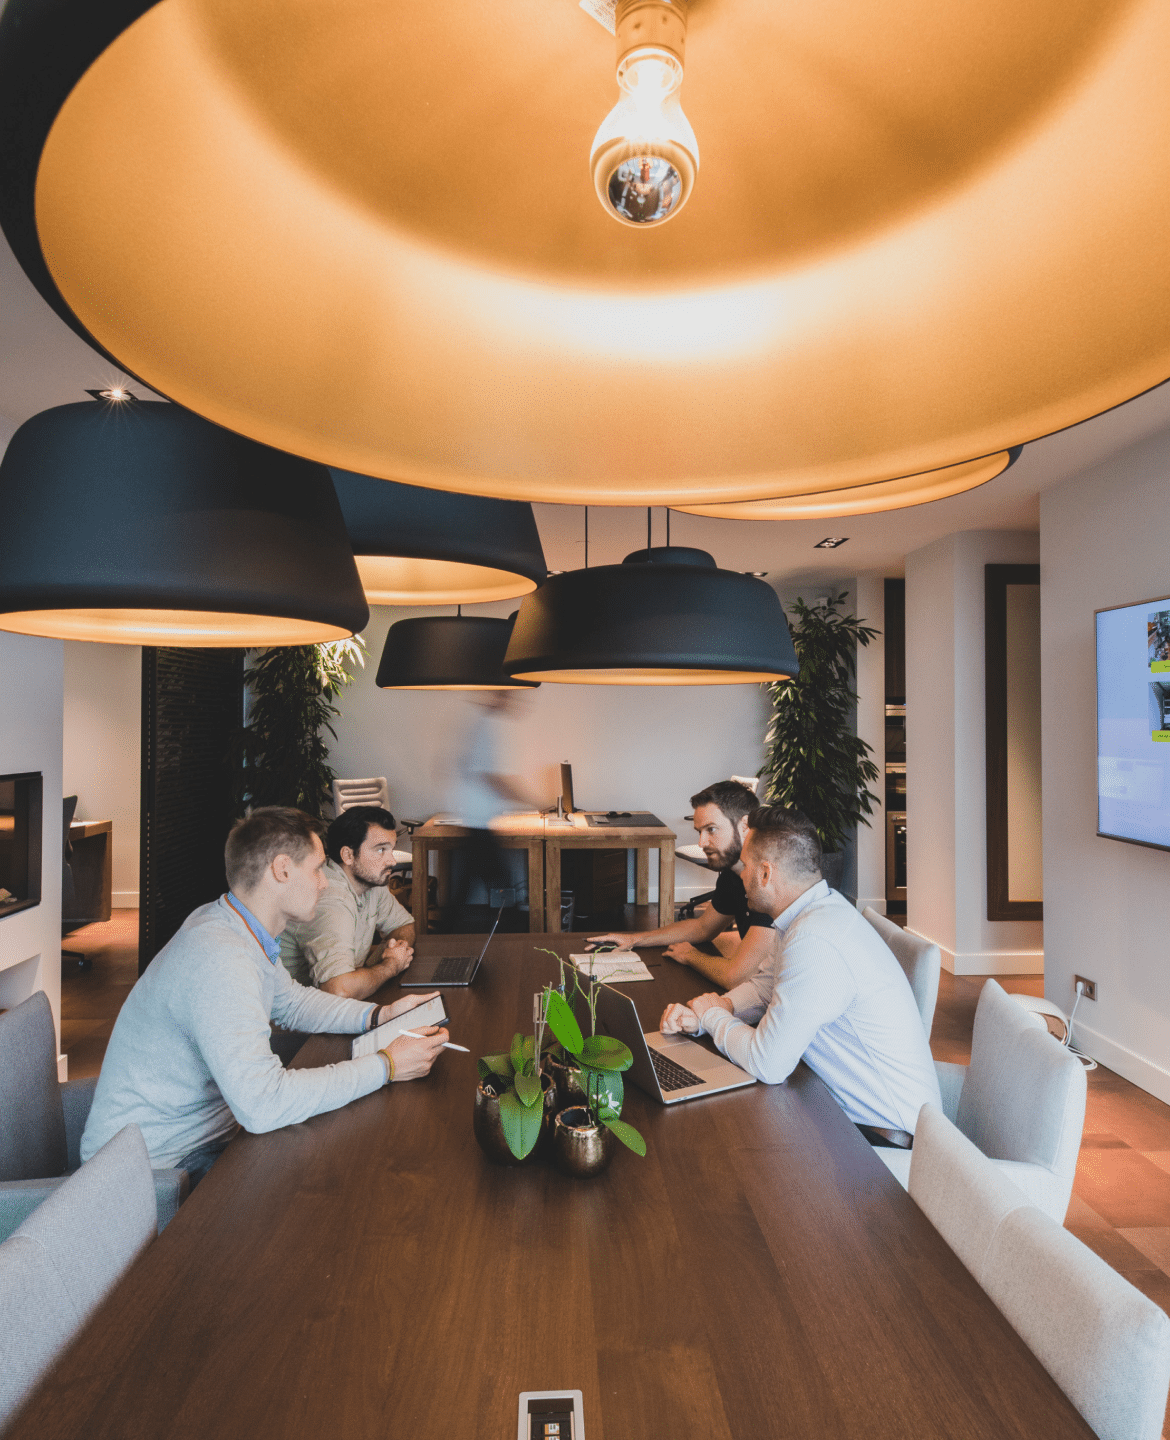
[560,762,575,815]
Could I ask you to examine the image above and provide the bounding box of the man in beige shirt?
[280,806,416,998]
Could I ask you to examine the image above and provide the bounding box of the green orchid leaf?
[593,1068,623,1114]
[602,1117,647,1157]
[509,1032,526,1074]
[543,990,584,1054]
[579,1034,634,1072]
[499,1091,542,1159]
[521,1035,536,1065]
[478,1053,513,1080]
[514,1069,543,1107]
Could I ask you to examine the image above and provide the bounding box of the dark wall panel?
[139,648,243,972]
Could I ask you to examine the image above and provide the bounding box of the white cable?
[1067,983,1098,1071]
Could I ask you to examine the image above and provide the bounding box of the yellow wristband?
[379,1047,395,1084]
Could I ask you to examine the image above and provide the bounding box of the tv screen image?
[1097,595,1170,849]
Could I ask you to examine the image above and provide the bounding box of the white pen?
[400,1029,470,1053]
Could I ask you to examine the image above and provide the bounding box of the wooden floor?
[61,916,1170,1431]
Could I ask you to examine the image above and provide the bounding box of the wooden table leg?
[545,840,562,933]
[635,845,650,907]
[527,838,544,933]
[412,838,429,936]
[657,839,676,928]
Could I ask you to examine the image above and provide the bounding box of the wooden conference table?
[411,813,677,934]
[9,934,1094,1440]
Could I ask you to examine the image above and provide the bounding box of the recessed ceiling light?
[814,537,849,549]
[85,387,136,403]
[745,571,768,578]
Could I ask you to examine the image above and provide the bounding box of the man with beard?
[660,804,940,1146]
[588,779,775,989]
[280,805,415,998]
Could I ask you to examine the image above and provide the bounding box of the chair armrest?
[934,1060,966,1123]
[0,1178,68,1241]
[60,1076,98,1171]
[152,1169,190,1233]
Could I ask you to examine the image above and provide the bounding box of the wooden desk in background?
[411,815,545,934]
[410,815,677,934]
[5,934,1094,1440]
[543,815,675,932]
[65,818,112,923]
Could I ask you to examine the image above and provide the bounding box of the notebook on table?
[590,980,757,1105]
[350,995,449,1058]
[400,906,503,987]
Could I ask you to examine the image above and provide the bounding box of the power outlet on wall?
[1074,975,1097,1002]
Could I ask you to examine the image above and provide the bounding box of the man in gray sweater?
[81,808,447,1185]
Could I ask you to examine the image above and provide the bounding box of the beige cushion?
[861,907,940,1039]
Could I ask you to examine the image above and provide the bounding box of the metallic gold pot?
[473,1075,557,1166]
[553,1106,616,1179]
[544,1053,588,1112]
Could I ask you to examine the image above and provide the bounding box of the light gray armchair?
[861,906,940,1038]
[0,992,187,1238]
[910,1105,1170,1440]
[0,1123,157,1432]
[879,979,1087,1222]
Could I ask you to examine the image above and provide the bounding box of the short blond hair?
[225,807,323,891]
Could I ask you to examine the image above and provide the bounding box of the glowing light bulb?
[590,0,699,228]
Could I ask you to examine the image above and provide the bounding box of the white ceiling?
[4,221,1169,583]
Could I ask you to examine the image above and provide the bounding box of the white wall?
[905,530,1044,973]
[1041,426,1170,1104]
[854,575,887,913]
[325,602,772,903]
[0,631,65,1063]
[63,642,140,906]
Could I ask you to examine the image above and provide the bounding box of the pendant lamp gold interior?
[10,0,1170,508]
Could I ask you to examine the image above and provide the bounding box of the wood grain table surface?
[8,933,1094,1439]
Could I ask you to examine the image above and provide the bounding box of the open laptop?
[591,981,757,1104]
[400,907,503,987]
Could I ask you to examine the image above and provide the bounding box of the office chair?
[61,795,99,971]
[0,1123,158,1432]
[910,1104,1170,1440]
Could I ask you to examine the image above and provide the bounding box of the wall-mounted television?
[1097,595,1170,850]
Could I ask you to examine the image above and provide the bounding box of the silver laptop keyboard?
[650,1048,703,1092]
[431,956,472,983]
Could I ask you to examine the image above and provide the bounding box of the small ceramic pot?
[473,1074,557,1165]
[544,1052,587,1112]
[552,1106,616,1179]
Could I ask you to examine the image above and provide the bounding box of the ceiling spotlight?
[85,387,136,403]
[814,537,849,549]
[590,0,698,228]
[745,571,769,578]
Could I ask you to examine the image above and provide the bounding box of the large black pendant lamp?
[0,400,369,645]
[503,538,799,686]
[376,611,538,690]
[331,471,547,606]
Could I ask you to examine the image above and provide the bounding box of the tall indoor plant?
[238,638,366,816]
[760,592,880,883]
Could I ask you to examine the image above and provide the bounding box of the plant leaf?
[499,1091,542,1159]
[509,1032,526,1074]
[478,1052,513,1080]
[543,990,584,1054]
[602,1117,646,1156]
[514,1069,543,1108]
[590,1068,623,1114]
[579,1034,633,1072]
[521,1035,536,1065]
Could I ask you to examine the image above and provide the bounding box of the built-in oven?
[886,810,907,905]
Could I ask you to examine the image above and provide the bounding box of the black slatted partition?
[139,648,244,972]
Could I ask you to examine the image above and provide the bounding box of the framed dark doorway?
[985,564,1043,921]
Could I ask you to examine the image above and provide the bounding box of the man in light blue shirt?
[660,805,940,1139]
[82,808,448,1186]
